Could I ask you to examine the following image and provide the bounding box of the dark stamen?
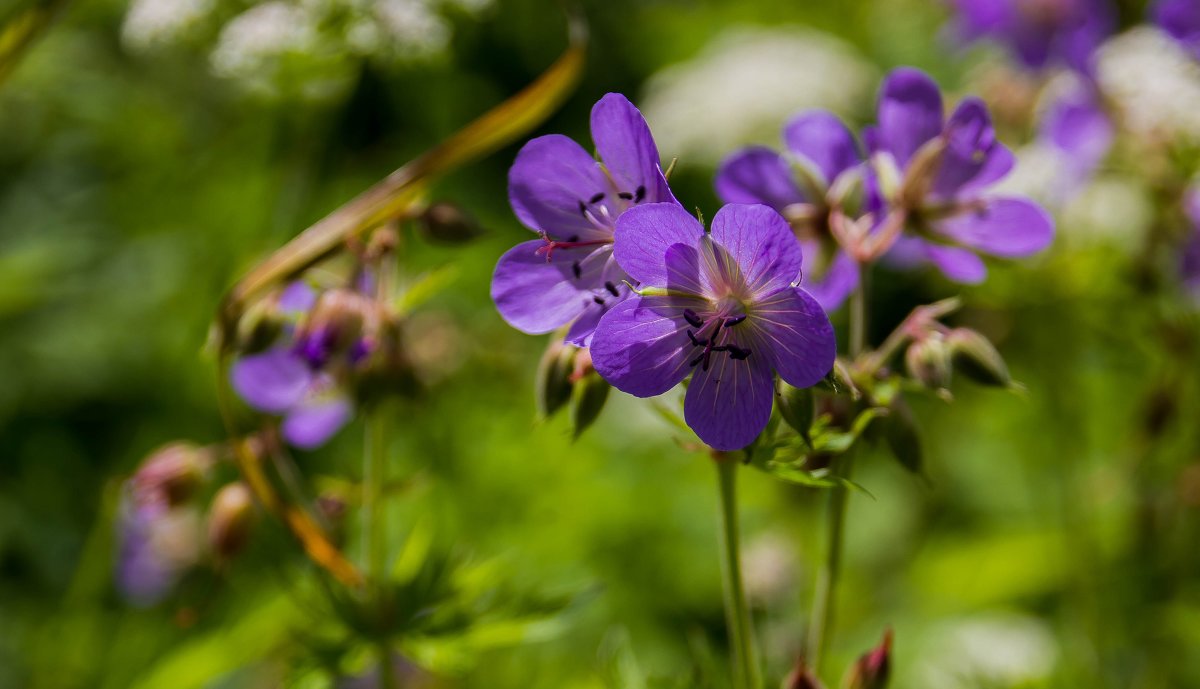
[577,200,588,216]
[683,309,703,328]
[617,191,634,200]
[687,330,706,347]
[724,315,746,327]
[593,296,606,305]
[589,192,605,204]
[572,261,582,279]
[728,346,752,360]
[567,234,580,242]
[634,185,646,202]
[605,281,620,297]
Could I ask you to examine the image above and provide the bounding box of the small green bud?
[207,482,256,562]
[416,202,484,245]
[777,381,815,445]
[535,337,578,418]
[905,333,952,391]
[570,369,611,440]
[842,628,892,689]
[946,327,1010,387]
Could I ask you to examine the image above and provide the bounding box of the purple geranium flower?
[714,110,862,311]
[870,67,1054,283]
[1155,0,1200,60]
[947,0,1115,75]
[1038,81,1112,199]
[491,93,678,346]
[591,203,836,451]
[231,282,357,449]
[116,490,201,606]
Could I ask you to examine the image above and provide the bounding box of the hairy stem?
[716,457,761,689]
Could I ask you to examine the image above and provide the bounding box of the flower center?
[682,307,751,371]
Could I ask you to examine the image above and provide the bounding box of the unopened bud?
[133,442,212,507]
[417,202,484,245]
[783,660,826,689]
[946,328,1010,387]
[570,368,610,440]
[535,337,578,418]
[905,333,952,391]
[842,628,892,689]
[207,482,256,562]
[777,381,815,445]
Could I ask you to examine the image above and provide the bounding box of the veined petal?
[613,202,705,287]
[591,295,701,398]
[492,240,611,335]
[683,345,775,451]
[932,98,1014,198]
[565,281,631,347]
[783,110,862,187]
[231,348,312,414]
[709,203,804,297]
[590,93,676,205]
[747,287,836,389]
[927,243,988,283]
[283,395,353,449]
[714,147,806,211]
[508,134,613,242]
[877,67,944,168]
[934,197,1054,257]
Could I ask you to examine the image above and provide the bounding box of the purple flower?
[871,68,1054,283]
[1155,0,1200,60]
[714,110,862,311]
[1038,81,1113,199]
[230,282,358,449]
[116,490,201,606]
[947,0,1115,75]
[591,203,836,451]
[491,93,678,346]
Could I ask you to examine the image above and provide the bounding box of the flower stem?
[363,410,396,689]
[715,456,761,689]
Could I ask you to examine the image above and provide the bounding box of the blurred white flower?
[640,26,876,167]
[210,2,319,83]
[914,612,1058,689]
[741,531,796,604]
[1097,27,1200,144]
[122,0,215,52]
[374,0,450,59]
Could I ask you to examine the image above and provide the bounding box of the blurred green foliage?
[1,0,1200,688]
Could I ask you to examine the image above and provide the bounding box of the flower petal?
[591,93,676,205]
[877,67,944,168]
[746,287,836,389]
[590,295,700,398]
[612,202,705,287]
[782,110,862,187]
[801,248,859,312]
[934,197,1054,257]
[932,97,1014,198]
[709,203,804,297]
[927,244,988,283]
[508,134,612,241]
[714,147,806,211]
[231,348,312,414]
[278,281,316,315]
[283,396,353,449]
[492,240,612,335]
[683,344,775,451]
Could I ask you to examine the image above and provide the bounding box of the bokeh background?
[2,0,1199,687]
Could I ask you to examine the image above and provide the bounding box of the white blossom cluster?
[1097,27,1200,144]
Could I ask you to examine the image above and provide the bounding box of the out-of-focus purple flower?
[1155,0,1200,60]
[231,282,362,449]
[1182,186,1200,298]
[491,93,678,346]
[591,203,836,451]
[116,489,201,606]
[714,110,862,311]
[870,67,1054,283]
[947,0,1115,75]
[1038,80,1113,198]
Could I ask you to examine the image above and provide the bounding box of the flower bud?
[905,333,952,391]
[535,337,578,418]
[777,381,815,444]
[416,201,485,245]
[783,660,826,689]
[570,369,610,440]
[946,328,1010,387]
[133,442,212,507]
[841,628,892,689]
[207,482,256,562]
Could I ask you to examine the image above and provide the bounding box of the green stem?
[363,410,396,689]
[716,457,761,689]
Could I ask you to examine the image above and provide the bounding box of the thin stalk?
[364,410,395,689]
[716,457,761,689]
